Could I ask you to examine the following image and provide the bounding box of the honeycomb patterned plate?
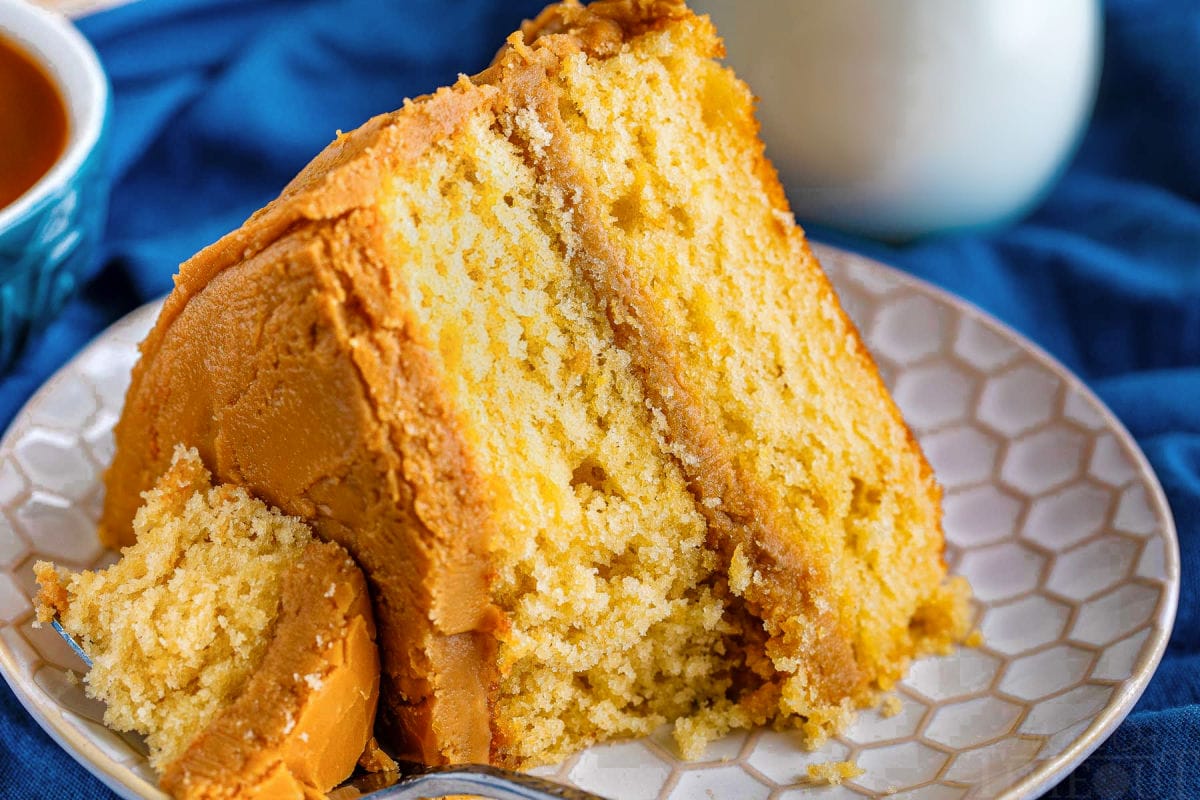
[0,245,1178,800]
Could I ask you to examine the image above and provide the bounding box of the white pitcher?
[693,0,1102,239]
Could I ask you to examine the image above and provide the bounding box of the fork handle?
[368,764,610,800]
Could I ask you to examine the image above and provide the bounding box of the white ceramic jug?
[693,0,1102,239]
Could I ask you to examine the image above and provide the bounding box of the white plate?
[0,245,1178,800]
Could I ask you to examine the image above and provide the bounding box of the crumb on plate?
[806,760,864,786]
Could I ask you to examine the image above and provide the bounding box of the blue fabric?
[0,0,1196,797]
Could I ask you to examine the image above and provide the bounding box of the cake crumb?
[806,760,864,786]
[359,737,398,773]
[881,695,903,718]
[965,629,984,647]
[65,670,79,686]
[729,544,751,595]
[32,561,68,624]
[771,207,796,228]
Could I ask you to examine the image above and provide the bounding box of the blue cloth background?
[1,0,1196,797]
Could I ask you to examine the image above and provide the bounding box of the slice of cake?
[37,447,380,798]
[98,0,970,768]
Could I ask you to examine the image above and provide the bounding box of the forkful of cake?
[35,447,606,800]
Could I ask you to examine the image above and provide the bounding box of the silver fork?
[326,763,610,800]
[51,621,611,800]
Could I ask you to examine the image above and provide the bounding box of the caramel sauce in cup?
[0,32,69,211]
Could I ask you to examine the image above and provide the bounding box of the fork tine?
[51,618,92,668]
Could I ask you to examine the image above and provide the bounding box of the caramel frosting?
[161,541,379,799]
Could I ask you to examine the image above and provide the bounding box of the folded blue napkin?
[1,0,1196,798]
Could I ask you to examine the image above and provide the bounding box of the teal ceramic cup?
[0,0,109,370]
